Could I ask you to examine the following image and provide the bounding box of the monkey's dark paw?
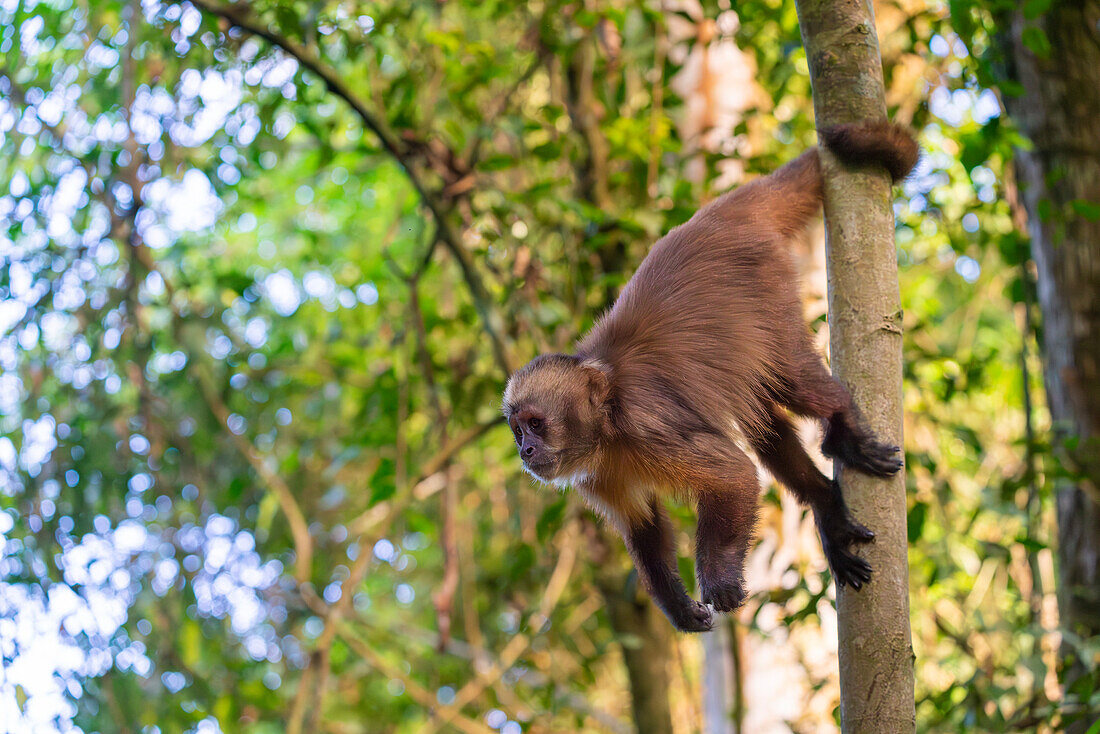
[850,441,904,478]
[825,545,873,590]
[700,580,747,614]
[818,501,876,547]
[839,517,875,545]
[672,600,714,633]
[816,504,876,590]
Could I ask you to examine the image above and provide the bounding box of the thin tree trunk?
[794,0,916,731]
[1000,2,1100,725]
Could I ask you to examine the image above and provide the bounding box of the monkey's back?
[577,181,816,443]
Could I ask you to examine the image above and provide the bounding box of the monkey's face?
[507,408,558,480]
[503,354,611,482]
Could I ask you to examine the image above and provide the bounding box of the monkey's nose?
[523,446,535,457]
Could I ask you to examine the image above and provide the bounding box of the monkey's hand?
[699,574,747,614]
[668,598,714,633]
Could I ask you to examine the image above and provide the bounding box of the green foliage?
[0,0,1084,732]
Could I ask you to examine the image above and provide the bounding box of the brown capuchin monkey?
[503,121,919,632]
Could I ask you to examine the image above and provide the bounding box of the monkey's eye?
[528,417,542,431]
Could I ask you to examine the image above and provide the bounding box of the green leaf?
[1023,0,1052,20]
[536,496,567,542]
[1021,26,1051,58]
[1070,199,1100,220]
[908,501,928,543]
[368,459,396,505]
[1037,197,1054,221]
[181,620,202,668]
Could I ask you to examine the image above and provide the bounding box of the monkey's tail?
[710,121,918,240]
[819,121,919,183]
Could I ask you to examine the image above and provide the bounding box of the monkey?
[503,121,919,632]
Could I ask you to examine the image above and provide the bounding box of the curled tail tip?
[819,121,919,183]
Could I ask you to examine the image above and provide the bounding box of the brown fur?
[503,122,917,632]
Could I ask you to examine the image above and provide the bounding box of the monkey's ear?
[581,360,611,408]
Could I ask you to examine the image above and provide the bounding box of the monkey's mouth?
[522,458,556,479]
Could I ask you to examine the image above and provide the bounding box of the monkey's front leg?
[691,442,760,613]
[621,499,713,633]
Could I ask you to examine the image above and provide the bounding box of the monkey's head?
[502,353,611,482]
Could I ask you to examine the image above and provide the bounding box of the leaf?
[1021,26,1051,58]
[1070,199,1100,220]
[274,6,301,34]
[1037,197,1054,222]
[181,619,202,668]
[908,501,928,543]
[998,232,1028,266]
[478,154,517,172]
[255,492,279,541]
[536,496,567,542]
[531,141,562,160]
[1015,535,1046,552]
[368,459,396,505]
[1023,0,1052,20]
[505,544,536,580]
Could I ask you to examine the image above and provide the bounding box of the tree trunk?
[794,0,916,731]
[1001,0,1100,720]
[601,582,677,734]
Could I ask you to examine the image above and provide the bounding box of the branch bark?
[794,0,916,731]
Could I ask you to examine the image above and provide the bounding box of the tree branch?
[337,625,495,734]
[415,520,579,734]
[188,0,513,375]
[795,0,915,729]
[190,364,314,584]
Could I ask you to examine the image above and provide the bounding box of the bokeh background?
[1,0,1096,732]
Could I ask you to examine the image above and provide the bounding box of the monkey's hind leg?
[751,407,876,589]
[688,439,759,613]
[621,498,713,633]
[784,352,903,478]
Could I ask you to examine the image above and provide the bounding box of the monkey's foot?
[699,576,747,614]
[819,516,875,590]
[670,599,714,633]
[822,422,903,478]
[852,441,904,477]
[822,415,906,479]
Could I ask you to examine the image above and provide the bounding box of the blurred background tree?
[0,0,1095,733]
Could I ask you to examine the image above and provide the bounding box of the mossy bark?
[794,0,916,731]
